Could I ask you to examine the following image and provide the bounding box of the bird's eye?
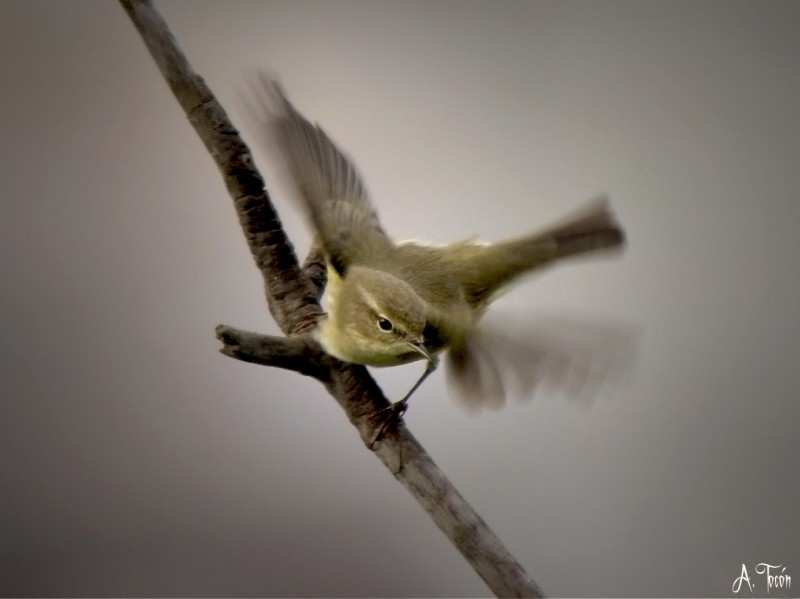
[377,317,393,332]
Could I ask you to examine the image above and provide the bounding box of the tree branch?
[119,0,318,336]
[119,1,545,596]
[301,242,328,302]
[214,325,329,380]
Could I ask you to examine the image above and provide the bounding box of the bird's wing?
[257,76,393,275]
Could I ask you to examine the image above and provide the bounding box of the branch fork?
[120,1,545,595]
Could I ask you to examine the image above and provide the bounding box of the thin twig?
[214,326,328,380]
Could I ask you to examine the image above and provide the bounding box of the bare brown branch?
[119,0,317,336]
[301,242,328,303]
[215,325,329,380]
[119,1,545,596]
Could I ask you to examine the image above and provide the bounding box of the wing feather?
[258,76,393,274]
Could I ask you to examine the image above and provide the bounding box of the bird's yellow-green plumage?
[260,77,625,381]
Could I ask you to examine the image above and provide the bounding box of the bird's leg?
[369,357,439,448]
[399,356,439,405]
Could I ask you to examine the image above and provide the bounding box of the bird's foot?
[368,399,408,449]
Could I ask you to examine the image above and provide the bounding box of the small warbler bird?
[257,78,625,418]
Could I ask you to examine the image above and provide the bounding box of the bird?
[252,77,625,435]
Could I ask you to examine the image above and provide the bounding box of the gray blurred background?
[1,1,798,596]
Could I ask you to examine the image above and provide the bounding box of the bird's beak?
[406,338,433,363]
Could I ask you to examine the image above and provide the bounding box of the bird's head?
[322,266,431,366]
